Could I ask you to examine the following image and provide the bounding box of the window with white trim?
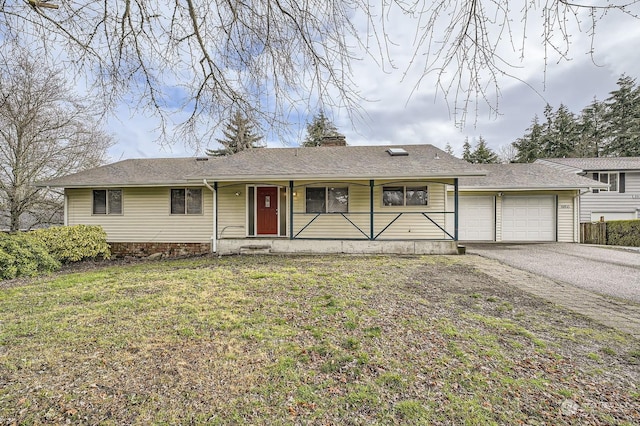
[92,189,122,215]
[305,187,348,213]
[593,172,618,193]
[382,186,428,206]
[171,188,203,214]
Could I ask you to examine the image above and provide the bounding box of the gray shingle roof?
[38,145,484,187]
[458,163,608,190]
[537,157,640,172]
[37,158,212,187]
[194,145,482,181]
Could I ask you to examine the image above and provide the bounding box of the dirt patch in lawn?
[0,255,638,425]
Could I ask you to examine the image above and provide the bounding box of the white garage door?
[456,195,495,241]
[502,196,555,241]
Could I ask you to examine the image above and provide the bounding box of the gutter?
[203,179,217,253]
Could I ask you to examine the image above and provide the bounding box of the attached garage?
[501,195,555,241]
[454,195,494,241]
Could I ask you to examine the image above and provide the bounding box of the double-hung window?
[593,172,619,193]
[382,186,428,206]
[305,187,349,213]
[93,189,122,215]
[171,188,203,214]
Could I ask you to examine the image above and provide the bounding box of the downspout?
[203,179,217,253]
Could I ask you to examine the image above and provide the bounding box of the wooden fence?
[580,222,607,244]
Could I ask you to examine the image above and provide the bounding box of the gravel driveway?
[466,243,640,303]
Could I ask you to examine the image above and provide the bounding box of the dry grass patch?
[0,255,638,425]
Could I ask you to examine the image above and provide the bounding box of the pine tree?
[602,75,640,156]
[206,111,263,156]
[470,136,499,164]
[444,142,454,155]
[576,97,605,157]
[302,110,341,147]
[512,115,544,163]
[462,137,472,162]
[543,104,579,158]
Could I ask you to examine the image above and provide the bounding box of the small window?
[171,188,203,214]
[593,172,619,193]
[93,189,122,215]
[382,187,404,206]
[383,186,428,206]
[305,187,349,213]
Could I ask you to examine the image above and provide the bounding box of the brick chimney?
[320,135,347,147]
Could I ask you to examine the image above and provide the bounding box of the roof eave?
[193,172,487,183]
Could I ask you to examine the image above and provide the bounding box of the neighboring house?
[37,145,604,256]
[446,163,607,242]
[536,157,640,222]
[37,145,486,256]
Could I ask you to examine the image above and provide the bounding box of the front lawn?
[0,255,638,425]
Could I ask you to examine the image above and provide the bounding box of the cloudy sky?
[105,2,640,161]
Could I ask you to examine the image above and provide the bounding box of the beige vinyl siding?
[291,181,450,240]
[217,183,250,238]
[557,192,577,242]
[66,187,213,243]
[292,183,370,239]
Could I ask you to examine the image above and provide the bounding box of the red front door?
[257,187,278,235]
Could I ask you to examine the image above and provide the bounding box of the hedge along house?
[446,163,608,242]
[37,144,486,256]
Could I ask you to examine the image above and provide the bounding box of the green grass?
[0,254,638,425]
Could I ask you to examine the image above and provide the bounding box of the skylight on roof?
[387,148,408,156]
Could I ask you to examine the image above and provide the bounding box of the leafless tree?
[497,143,518,164]
[0,45,113,231]
[1,0,638,141]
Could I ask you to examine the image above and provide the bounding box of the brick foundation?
[109,242,211,258]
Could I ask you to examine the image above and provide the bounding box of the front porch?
[216,238,459,255]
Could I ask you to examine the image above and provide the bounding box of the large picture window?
[171,188,203,214]
[383,186,428,206]
[92,189,122,215]
[305,187,348,213]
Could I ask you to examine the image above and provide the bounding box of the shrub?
[30,225,111,263]
[0,233,60,280]
[606,220,640,247]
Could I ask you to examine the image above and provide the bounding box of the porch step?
[239,244,272,254]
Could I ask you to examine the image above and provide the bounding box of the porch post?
[369,180,374,240]
[289,180,294,240]
[454,178,459,241]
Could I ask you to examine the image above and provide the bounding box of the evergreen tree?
[470,136,499,164]
[444,142,454,155]
[462,137,472,162]
[302,110,341,147]
[542,104,579,158]
[206,111,263,156]
[512,115,544,163]
[602,75,640,156]
[576,97,605,157]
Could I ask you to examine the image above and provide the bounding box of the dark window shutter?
[592,173,599,193]
[619,173,625,193]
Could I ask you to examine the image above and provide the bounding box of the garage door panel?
[456,196,494,241]
[502,196,555,241]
